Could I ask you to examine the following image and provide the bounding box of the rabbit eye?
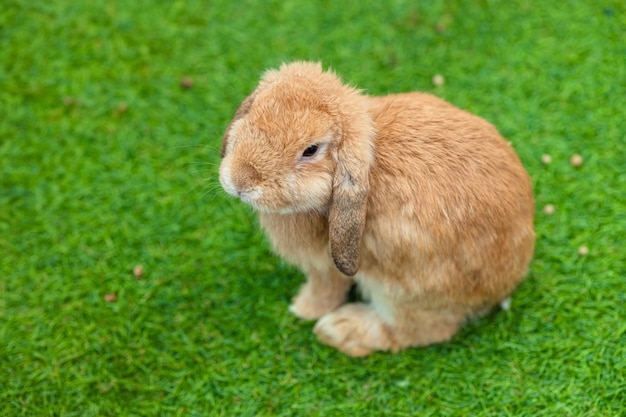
[302,144,319,158]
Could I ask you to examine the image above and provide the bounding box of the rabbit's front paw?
[288,278,351,320]
[289,289,342,321]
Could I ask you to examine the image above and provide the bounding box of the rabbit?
[219,61,535,357]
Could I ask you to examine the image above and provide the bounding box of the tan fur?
[219,62,535,357]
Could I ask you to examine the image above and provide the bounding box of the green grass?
[1,0,624,415]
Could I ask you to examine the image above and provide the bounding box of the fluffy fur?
[219,62,535,357]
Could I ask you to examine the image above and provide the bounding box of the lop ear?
[220,90,258,158]
[329,148,372,276]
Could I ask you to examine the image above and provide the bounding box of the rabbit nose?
[232,161,263,191]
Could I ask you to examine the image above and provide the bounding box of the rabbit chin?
[250,200,326,215]
[254,206,299,215]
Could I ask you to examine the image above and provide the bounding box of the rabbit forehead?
[244,102,335,147]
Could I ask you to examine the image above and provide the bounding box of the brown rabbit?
[219,62,535,357]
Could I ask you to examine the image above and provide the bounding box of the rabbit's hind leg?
[313,301,464,357]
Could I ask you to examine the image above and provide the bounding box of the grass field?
[1,0,625,415]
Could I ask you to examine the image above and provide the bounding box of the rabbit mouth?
[237,189,262,204]
[234,192,288,214]
[239,191,296,214]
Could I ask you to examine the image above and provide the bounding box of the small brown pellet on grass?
[133,264,144,278]
[181,77,194,89]
[117,102,129,113]
[570,154,583,167]
[543,204,555,215]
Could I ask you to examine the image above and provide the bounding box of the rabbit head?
[219,62,376,275]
